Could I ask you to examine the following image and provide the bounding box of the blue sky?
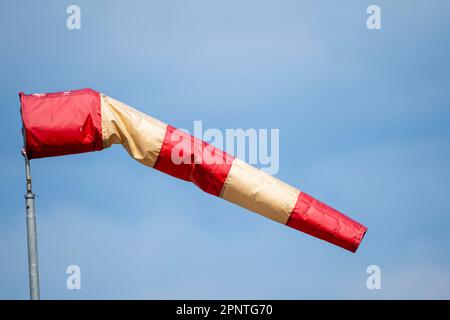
[1,0,450,299]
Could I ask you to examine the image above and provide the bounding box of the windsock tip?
[350,224,368,253]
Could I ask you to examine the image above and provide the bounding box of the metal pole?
[22,149,40,300]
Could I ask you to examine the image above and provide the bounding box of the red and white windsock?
[20,88,367,252]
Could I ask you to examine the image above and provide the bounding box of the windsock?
[19,88,367,252]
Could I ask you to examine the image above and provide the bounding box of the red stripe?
[20,88,103,159]
[286,192,367,252]
[154,125,234,196]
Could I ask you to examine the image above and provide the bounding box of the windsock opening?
[19,89,103,159]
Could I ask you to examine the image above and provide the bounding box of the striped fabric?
[20,88,367,252]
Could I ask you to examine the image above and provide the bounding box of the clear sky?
[1,0,450,299]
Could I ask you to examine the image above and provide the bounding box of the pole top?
[22,148,32,194]
[21,147,28,160]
